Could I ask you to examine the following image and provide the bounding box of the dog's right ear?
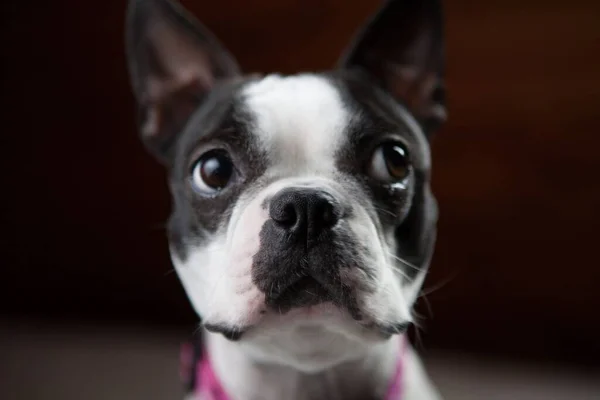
[126,0,241,164]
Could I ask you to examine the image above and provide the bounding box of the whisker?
[419,292,434,319]
[204,263,232,317]
[325,334,339,351]
[412,322,425,351]
[386,252,422,272]
[418,271,460,298]
[410,306,426,321]
[373,206,398,218]
[390,266,411,280]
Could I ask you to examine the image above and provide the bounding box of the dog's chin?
[203,300,408,373]
[235,303,393,372]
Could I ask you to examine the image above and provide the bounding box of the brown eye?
[368,142,410,183]
[191,150,234,195]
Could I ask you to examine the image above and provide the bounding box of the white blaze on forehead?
[242,74,349,175]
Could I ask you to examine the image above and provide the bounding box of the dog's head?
[126,0,445,371]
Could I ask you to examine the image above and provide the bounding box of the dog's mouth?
[267,276,332,311]
[206,274,409,341]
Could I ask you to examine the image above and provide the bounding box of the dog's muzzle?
[252,188,354,312]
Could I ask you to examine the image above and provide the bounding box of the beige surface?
[1,320,599,400]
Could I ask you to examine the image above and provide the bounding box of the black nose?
[269,189,339,241]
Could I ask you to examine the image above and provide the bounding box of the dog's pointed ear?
[126,0,241,163]
[338,0,446,135]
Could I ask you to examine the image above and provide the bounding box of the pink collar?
[181,337,407,400]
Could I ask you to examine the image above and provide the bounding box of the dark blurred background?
[2,0,600,399]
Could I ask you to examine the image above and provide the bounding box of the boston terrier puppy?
[126,0,445,399]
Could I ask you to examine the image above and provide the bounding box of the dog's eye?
[368,142,410,183]
[191,150,234,195]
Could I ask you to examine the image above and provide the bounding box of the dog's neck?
[203,331,403,400]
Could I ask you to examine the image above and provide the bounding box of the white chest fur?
[189,331,442,400]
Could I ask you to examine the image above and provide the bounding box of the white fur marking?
[243,74,349,176]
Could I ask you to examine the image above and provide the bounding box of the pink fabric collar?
[182,337,407,400]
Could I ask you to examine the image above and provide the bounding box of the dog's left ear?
[126,0,241,164]
[339,0,446,135]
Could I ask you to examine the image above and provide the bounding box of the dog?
[126,0,445,398]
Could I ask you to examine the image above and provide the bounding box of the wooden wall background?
[2,0,599,365]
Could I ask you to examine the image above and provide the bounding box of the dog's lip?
[203,309,411,342]
[203,323,245,341]
[377,321,412,337]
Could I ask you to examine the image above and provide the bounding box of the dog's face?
[127,0,445,371]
